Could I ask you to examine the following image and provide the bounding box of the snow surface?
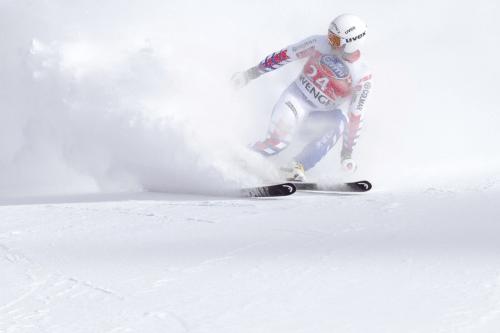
[2,188,500,332]
[1,0,500,332]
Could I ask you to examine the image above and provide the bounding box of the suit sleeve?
[341,73,372,159]
[247,36,320,79]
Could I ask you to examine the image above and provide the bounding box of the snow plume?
[1,0,499,197]
[0,1,277,197]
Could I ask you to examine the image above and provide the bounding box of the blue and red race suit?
[250,35,372,170]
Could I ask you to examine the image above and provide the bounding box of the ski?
[241,183,297,198]
[291,180,372,193]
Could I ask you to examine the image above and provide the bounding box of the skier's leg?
[252,84,307,156]
[294,110,346,171]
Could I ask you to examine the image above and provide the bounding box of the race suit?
[251,35,372,170]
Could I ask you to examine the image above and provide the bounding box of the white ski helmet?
[328,14,367,53]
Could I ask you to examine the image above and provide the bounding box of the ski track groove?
[143,310,191,333]
[0,237,125,332]
[0,272,126,332]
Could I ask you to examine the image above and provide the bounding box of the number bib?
[297,51,353,108]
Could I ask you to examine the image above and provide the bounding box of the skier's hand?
[231,71,250,90]
[341,158,357,173]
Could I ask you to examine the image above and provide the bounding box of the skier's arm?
[232,36,319,88]
[341,74,372,165]
[252,35,320,77]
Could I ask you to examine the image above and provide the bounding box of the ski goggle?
[328,30,343,48]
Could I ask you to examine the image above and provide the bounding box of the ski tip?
[277,183,297,196]
[347,180,372,192]
[242,182,296,198]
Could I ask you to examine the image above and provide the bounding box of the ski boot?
[284,161,306,182]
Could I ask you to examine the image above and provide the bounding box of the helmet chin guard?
[328,14,367,53]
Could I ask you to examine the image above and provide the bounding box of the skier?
[232,14,372,181]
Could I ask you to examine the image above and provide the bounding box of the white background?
[1,1,500,332]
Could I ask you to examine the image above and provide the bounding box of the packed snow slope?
[1,187,500,333]
[1,0,500,332]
